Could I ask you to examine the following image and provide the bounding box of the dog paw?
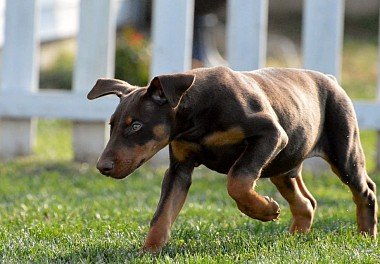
[259,196,281,222]
[237,195,281,222]
[140,244,163,255]
[141,229,170,254]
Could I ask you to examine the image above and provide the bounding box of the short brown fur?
[88,66,378,253]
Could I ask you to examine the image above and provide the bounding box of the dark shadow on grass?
[34,217,361,262]
[41,225,284,262]
[44,244,142,263]
[160,217,360,258]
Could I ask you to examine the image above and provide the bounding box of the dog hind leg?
[271,165,316,233]
[328,153,377,236]
[323,95,377,236]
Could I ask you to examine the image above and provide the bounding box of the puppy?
[87,66,377,252]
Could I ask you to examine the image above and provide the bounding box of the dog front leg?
[227,119,288,222]
[142,163,194,253]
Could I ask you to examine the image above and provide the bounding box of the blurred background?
[27,0,378,94]
[0,0,379,170]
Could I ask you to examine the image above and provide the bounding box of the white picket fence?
[0,0,379,167]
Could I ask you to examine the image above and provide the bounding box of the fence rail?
[0,0,379,168]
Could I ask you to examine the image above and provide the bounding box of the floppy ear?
[147,73,195,108]
[87,78,136,100]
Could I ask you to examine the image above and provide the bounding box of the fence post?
[72,0,117,163]
[377,9,380,171]
[150,0,194,77]
[227,0,268,70]
[302,0,344,172]
[0,0,39,160]
[149,0,195,166]
[303,0,345,79]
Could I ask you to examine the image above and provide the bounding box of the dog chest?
[171,138,247,174]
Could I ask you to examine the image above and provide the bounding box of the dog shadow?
[41,219,357,262]
[45,244,141,263]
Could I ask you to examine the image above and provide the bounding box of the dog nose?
[97,160,114,175]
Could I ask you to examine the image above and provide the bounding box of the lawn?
[1,38,380,262]
[0,122,379,263]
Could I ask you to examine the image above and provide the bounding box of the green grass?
[0,119,379,263]
[1,38,380,262]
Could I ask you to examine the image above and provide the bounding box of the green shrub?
[40,50,74,90]
[115,27,150,86]
[39,27,151,90]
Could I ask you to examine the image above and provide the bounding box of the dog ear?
[147,73,195,108]
[87,78,136,100]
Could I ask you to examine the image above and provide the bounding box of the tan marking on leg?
[227,175,280,222]
[143,212,171,252]
[328,162,377,237]
[171,140,200,162]
[351,187,378,237]
[295,176,317,210]
[203,127,245,147]
[143,184,188,252]
[271,175,314,233]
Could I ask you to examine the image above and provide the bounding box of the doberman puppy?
[87,66,377,252]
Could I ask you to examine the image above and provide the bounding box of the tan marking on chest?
[171,140,200,162]
[203,127,245,147]
[153,124,169,140]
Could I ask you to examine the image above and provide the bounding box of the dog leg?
[227,175,281,221]
[329,161,377,237]
[271,166,316,233]
[322,86,378,237]
[295,171,317,210]
[142,164,194,253]
[227,119,288,222]
[324,123,377,236]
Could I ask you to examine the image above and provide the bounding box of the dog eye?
[131,122,142,132]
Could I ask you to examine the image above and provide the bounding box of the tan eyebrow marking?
[126,116,133,126]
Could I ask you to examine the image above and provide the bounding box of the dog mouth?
[106,158,146,179]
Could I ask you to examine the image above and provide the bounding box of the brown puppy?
[87,66,377,252]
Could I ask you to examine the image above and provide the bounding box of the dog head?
[87,73,195,179]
